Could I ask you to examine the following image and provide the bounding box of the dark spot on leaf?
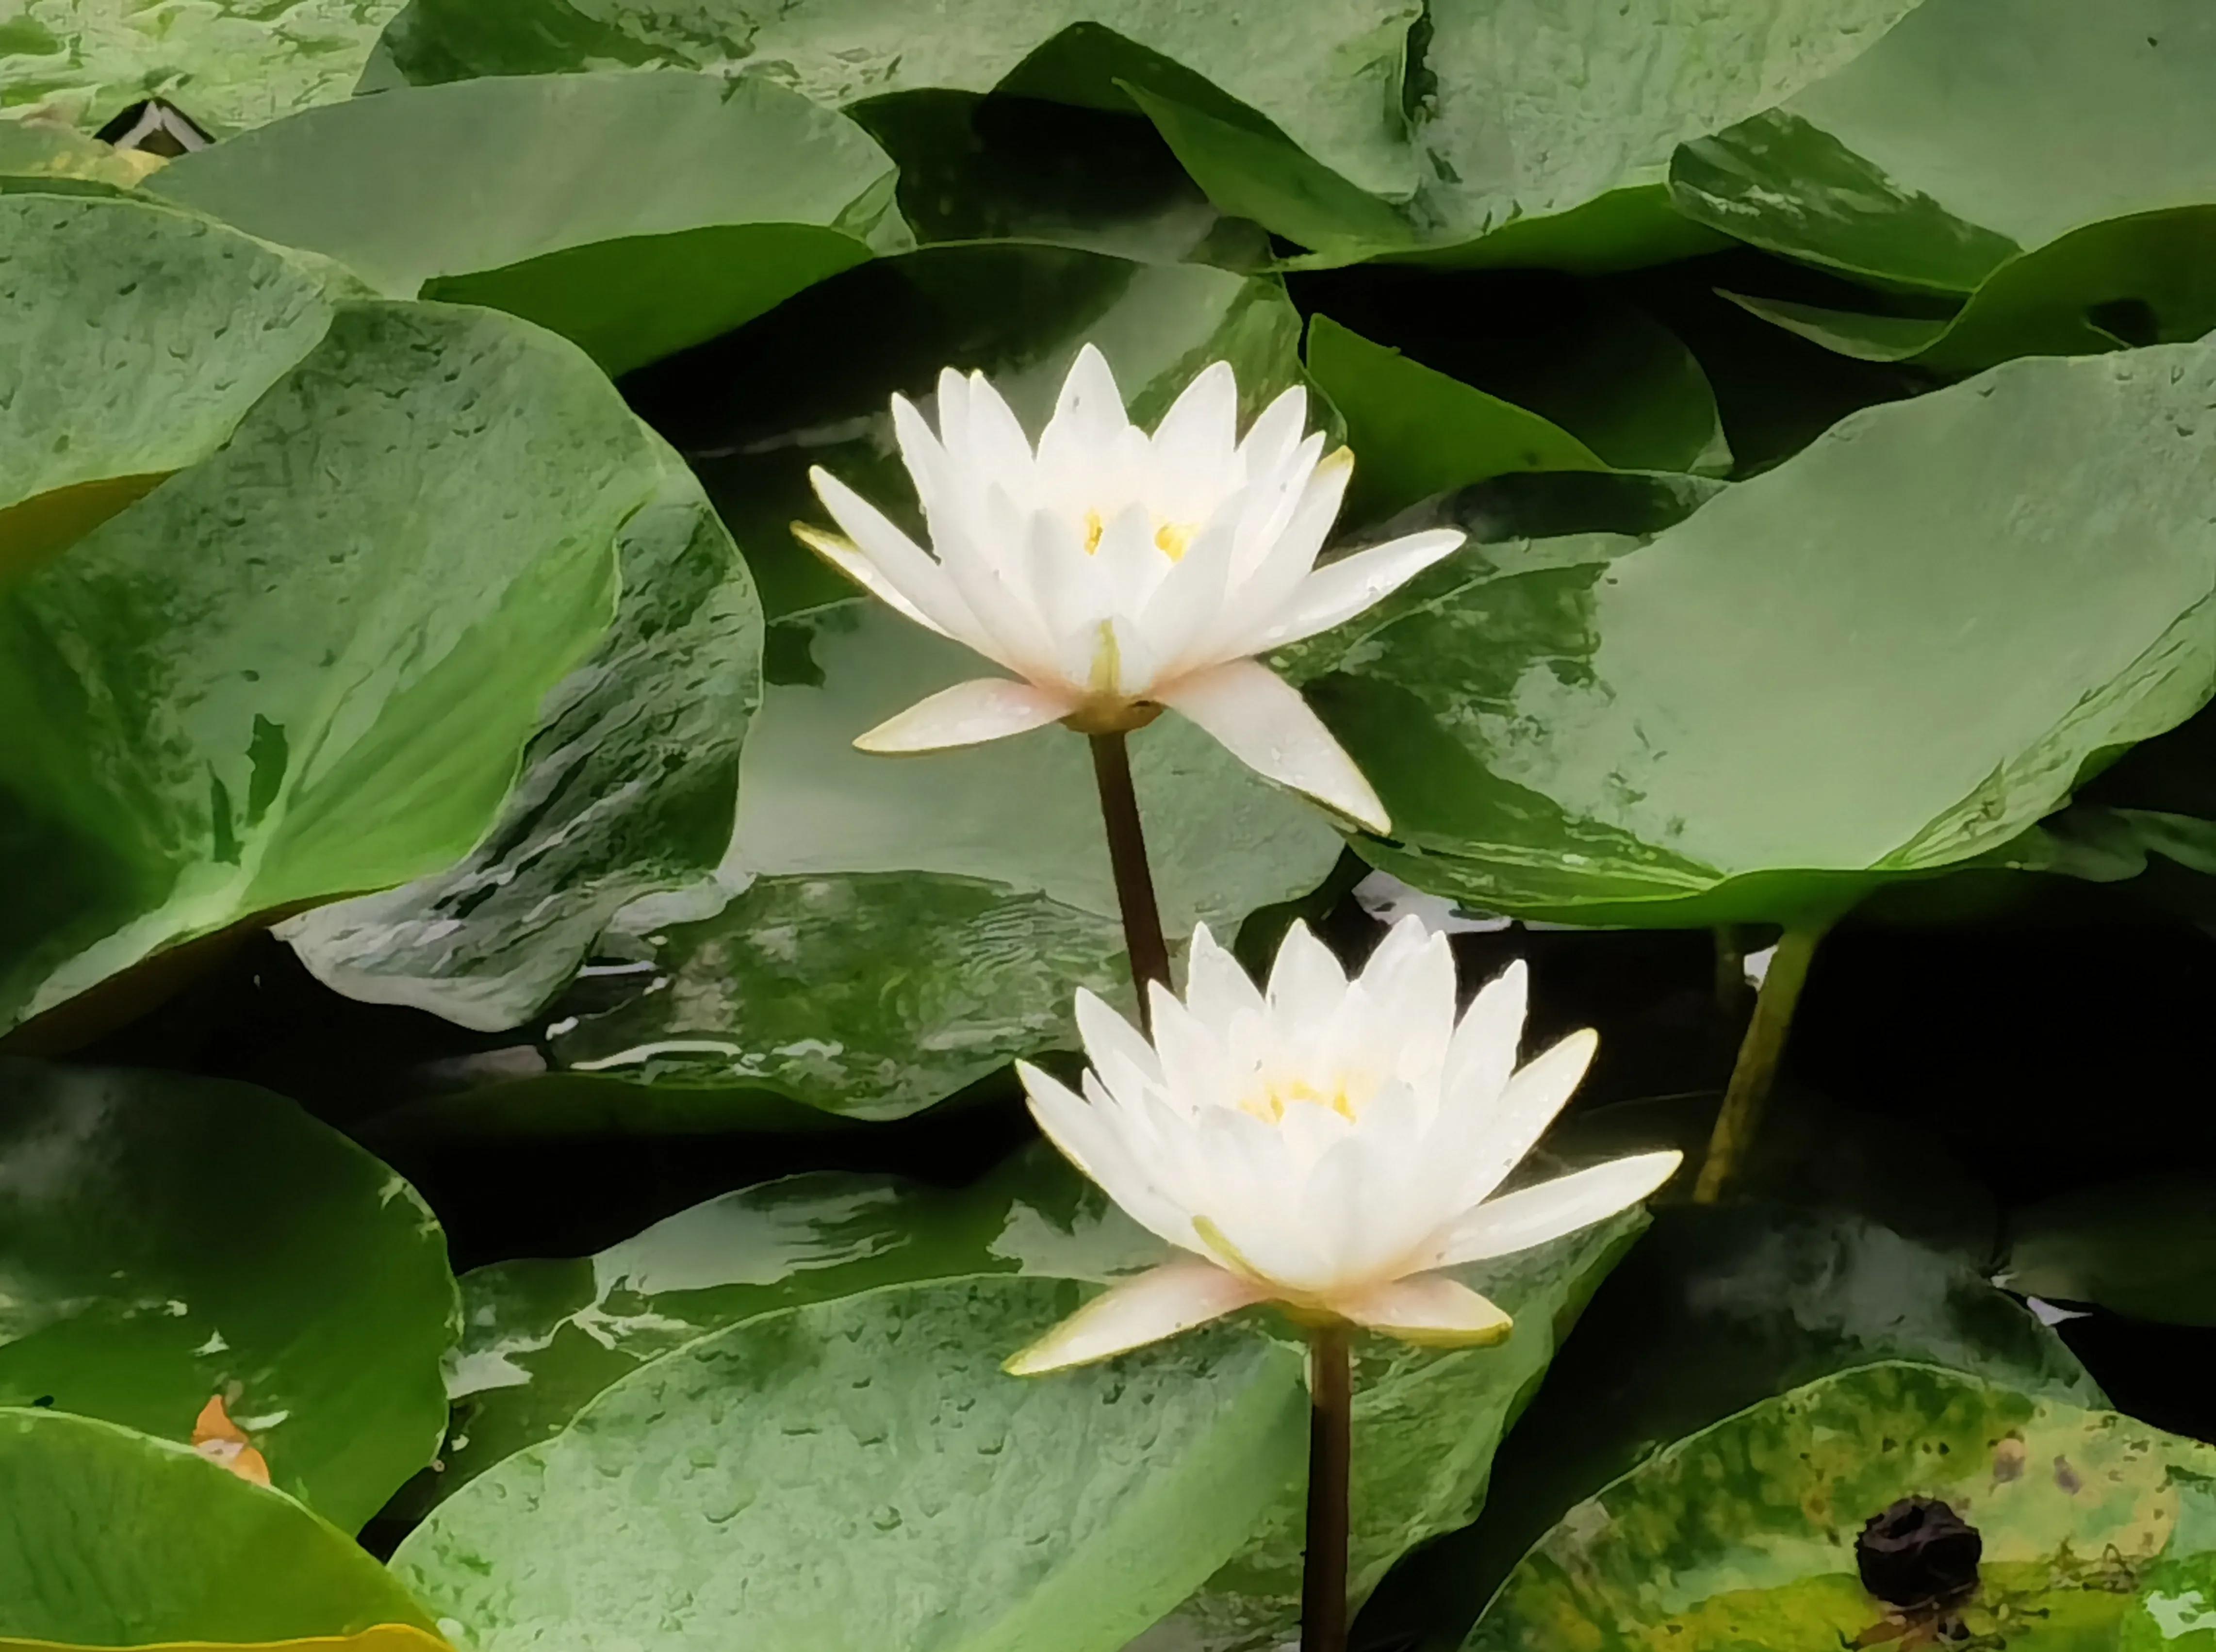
[2054,1455,2083,1494]
[1857,1496,1982,1608]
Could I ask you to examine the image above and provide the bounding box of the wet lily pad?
[1128,0,1921,267]
[394,1276,1310,1652]
[0,0,407,133]
[1379,1202,2102,1648]
[1675,0,2216,369]
[149,72,913,375]
[0,195,700,1040]
[1463,1362,2216,1652]
[280,463,763,1034]
[410,1148,1647,1650]
[0,192,333,579]
[0,1407,436,1643]
[0,1060,460,1532]
[1293,343,2216,925]
[419,1154,1157,1509]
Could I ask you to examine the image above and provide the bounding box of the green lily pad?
[1306,316,1607,523]
[1378,1202,2101,1649]
[1673,0,2216,288]
[0,1406,435,1643]
[366,1,1422,204]
[148,71,913,376]
[0,0,406,133]
[421,1153,1157,1509]
[1129,0,1922,267]
[280,462,763,1033]
[393,1275,1310,1652]
[411,1146,1648,1648]
[2006,1175,2216,1328]
[1462,1362,2216,1652]
[0,197,703,1039]
[1723,206,2216,373]
[0,118,164,187]
[1674,0,2216,370]
[1305,301,1729,525]
[0,1060,460,1532]
[0,192,334,578]
[1291,342,2216,926]
[854,90,1268,268]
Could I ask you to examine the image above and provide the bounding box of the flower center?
[1078,509,1197,561]
[1238,1073,1371,1125]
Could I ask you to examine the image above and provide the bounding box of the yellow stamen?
[1083,508,1104,553]
[1153,521,1195,561]
[1238,1077,1361,1124]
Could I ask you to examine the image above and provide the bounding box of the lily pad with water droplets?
[0,1060,460,1532]
[1462,1361,2216,1652]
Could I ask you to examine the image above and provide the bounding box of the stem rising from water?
[1088,730,1171,1030]
[1302,1324,1352,1652]
[1692,923,1827,1203]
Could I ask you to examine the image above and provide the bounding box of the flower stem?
[1301,1323,1352,1652]
[1088,730,1171,1028]
[1691,923,1826,1204]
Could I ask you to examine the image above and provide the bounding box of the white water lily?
[1008,918,1681,1373]
[794,345,1465,833]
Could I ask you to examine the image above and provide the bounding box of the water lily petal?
[1257,529,1466,650]
[805,466,979,640]
[792,523,951,638]
[1425,1150,1683,1269]
[1323,1274,1512,1348]
[1450,1027,1599,1210]
[1155,658,1389,833]
[1358,917,1457,1095]
[1004,1258,1266,1374]
[1237,383,1308,477]
[1037,343,1130,488]
[1151,359,1240,517]
[1183,922,1267,1030]
[1018,1060,1193,1247]
[853,678,1074,752]
[1443,960,1528,1107]
[1073,986,1162,1099]
[963,368,1040,502]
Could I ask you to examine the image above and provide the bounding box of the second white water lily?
[1009,918,1681,1373]
[796,346,1464,833]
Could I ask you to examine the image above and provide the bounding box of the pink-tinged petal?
[1257,529,1466,650]
[1449,1027,1599,1210]
[853,678,1075,752]
[1005,1258,1266,1374]
[1322,1274,1513,1348]
[1155,659,1389,833]
[1424,1151,1683,1269]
